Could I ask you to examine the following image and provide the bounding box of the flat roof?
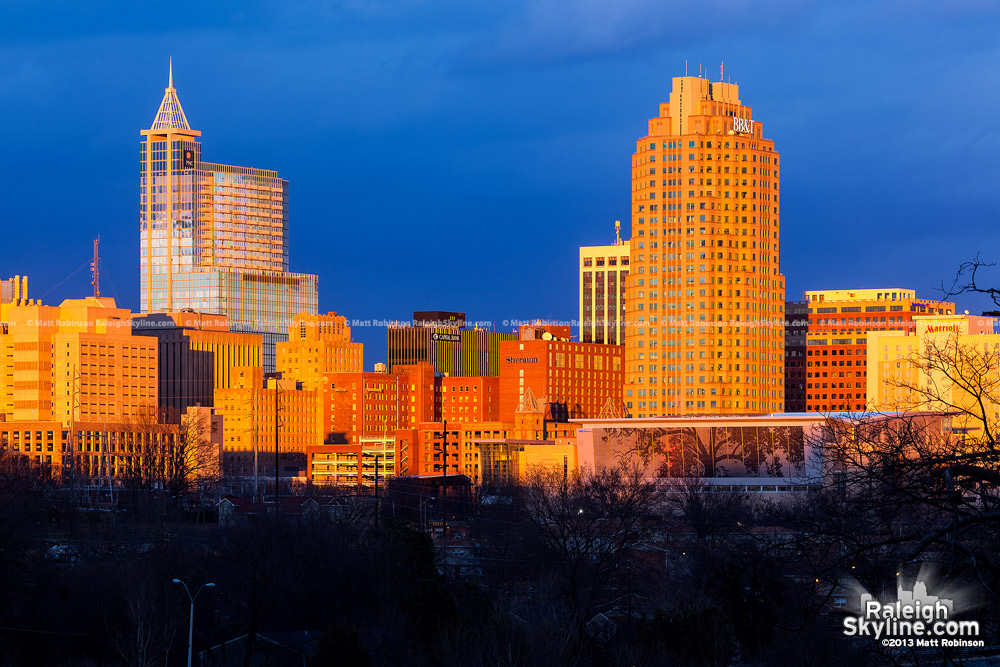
[573,411,956,427]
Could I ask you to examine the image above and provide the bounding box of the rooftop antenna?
[615,220,621,245]
[168,57,174,90]
[91,235,100,298]
[685,59,688,76]
[720,61,724,82]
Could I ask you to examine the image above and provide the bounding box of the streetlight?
[172,579,215,667]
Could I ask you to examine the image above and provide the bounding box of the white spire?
[151,58,190,130]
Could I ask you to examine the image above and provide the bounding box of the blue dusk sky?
[2,0,999,363]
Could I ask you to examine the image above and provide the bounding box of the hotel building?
[624,75,785,417]
[499,328,625,422]
[139,63,317,370]
[803,288,953,412]
[579,221,630,345]
[867,314,999,426]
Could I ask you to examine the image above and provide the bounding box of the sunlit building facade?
[0,420,180,482]
[624,75,785,417]
[579,222,630,345]
[867,314,998,425]
[214,366,317,478]
[321,363,437,445]
[131,311,262,421]
[139,63,317,370]
[0,297,158,424]
[803,288,953,412]
[0,275,28,310]
[499,335,624,422]
[276,312,363,390]
[440,376,499,424]
[388,317,517,377]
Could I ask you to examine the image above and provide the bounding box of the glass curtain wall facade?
[139,64,317,369]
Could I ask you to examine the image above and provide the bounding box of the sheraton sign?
[506,357,539,364]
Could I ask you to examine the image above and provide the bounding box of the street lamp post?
[172,579,215,667]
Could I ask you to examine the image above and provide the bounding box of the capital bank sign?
[732,117,755,134]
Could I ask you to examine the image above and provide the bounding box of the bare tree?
[778,329,1000,660]
[668,476,756,540]
[0,445,53,597]
[882,332,1000,445]
[516,464,660,631]
[102,563,181,667]
[115,407,171,505]
[164,409,222,506]
[944,253,1000,309]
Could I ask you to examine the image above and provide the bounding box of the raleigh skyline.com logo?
[843,576,983,649]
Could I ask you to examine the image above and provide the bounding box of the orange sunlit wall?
[0,297,158,424]
[214,366,318,463]
[131,311,262,421]
[499,339,624,422]
[803,289,954,412]
[625,75,785,417]
[439,376,499,424]
[276,311,363,390]
[321,362,436,444]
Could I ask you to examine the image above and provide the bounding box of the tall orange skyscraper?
[624,75,785,417]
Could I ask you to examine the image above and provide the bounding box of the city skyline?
[3,1,1000,366]
[3,7,1000,663]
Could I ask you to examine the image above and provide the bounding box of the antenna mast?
[91,236,100,298]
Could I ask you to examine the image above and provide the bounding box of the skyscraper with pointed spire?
[140,61,318,370]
